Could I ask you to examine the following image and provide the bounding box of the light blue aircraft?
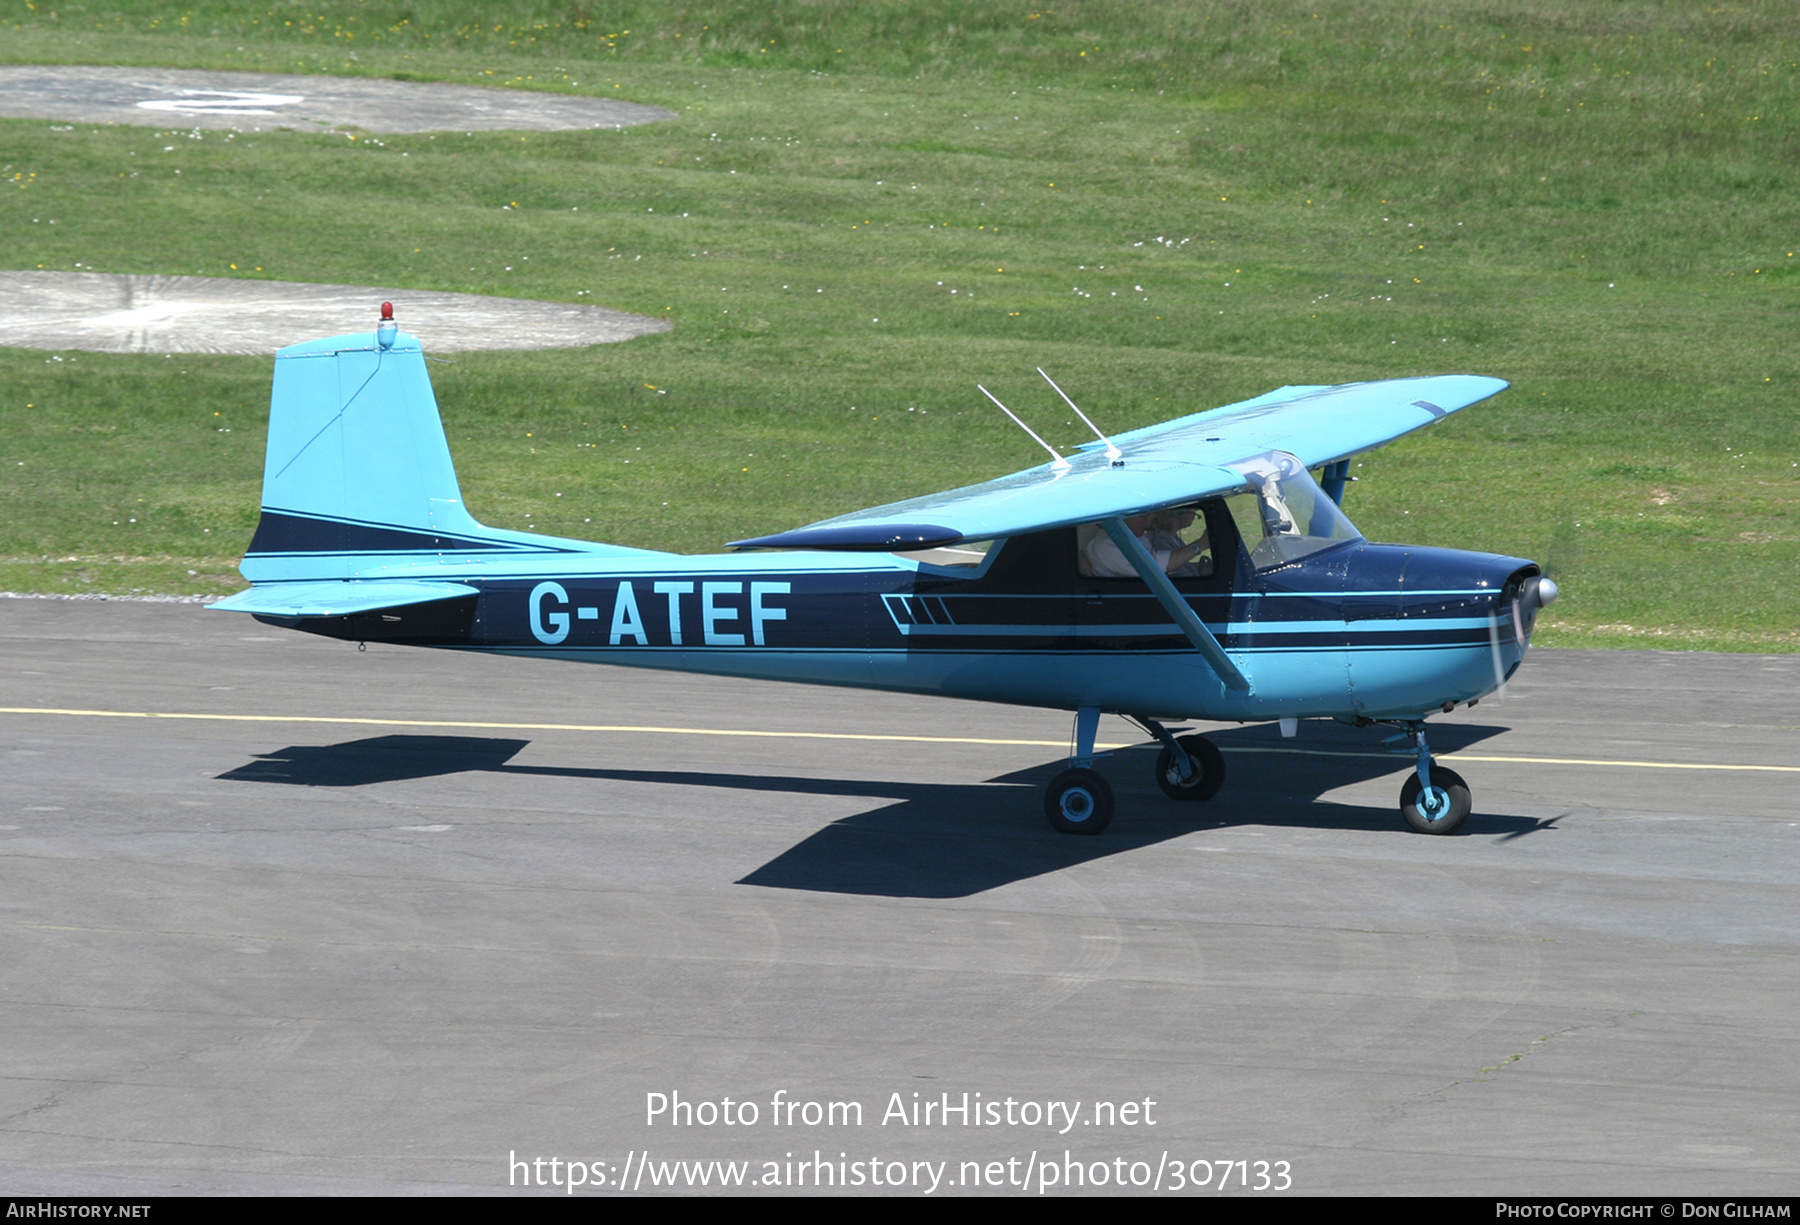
[210,307,1557,836]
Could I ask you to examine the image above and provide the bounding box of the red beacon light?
[376,300,397,349]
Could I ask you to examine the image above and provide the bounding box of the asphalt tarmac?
[1,597,1794,1196]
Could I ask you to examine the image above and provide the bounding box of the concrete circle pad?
[0,66,676,133]
[0,271,671,354]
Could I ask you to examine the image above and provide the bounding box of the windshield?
[1225,451,1362,570]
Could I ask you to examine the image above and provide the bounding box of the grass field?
[2,1,1796,650]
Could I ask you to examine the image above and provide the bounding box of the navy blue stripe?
[247,510,573,556]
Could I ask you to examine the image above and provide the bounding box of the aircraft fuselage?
[256,513,1539,725]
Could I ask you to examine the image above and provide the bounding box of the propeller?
[1516,573,1560,639]
[1514,505,1566,644]
[1489,571,1561,699]
[1487,606,1509,702]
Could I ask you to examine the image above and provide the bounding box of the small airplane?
[210,304,1557,836]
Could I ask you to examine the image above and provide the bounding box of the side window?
[1075,510,1217,580]
[896,539,994,573]
[1075,523,1113,578]
[1225,494,1266,568]
[1146,506,1214,578]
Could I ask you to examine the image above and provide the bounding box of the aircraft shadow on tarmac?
[217,720,1551,898]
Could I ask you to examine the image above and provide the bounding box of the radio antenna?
[979,385,1069,471]
[1038,367,1122,464]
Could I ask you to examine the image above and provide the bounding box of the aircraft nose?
[1509,571,1558,642]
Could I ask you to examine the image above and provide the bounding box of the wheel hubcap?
[1418,785,1450,820]
[1061,789,1094,821]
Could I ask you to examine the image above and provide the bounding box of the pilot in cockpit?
[1147,506,1212,577]
[1078,508,1210,578]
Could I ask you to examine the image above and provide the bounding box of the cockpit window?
[1225,451,1363,570]
[1075,509,1214,579]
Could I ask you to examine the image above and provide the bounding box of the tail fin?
[239,323,666,584]
[242,328,495,581]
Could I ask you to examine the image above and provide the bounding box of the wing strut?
[1100,518,1251,692]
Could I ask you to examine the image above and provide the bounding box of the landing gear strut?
[1391,721,1471,835]
[1044,705,1113,834]
[1143,718,1225,802]
[1041,710,1228,834]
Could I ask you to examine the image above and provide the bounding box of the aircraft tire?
[1155,734,1225,801]
[1400,767,1471,835]
[1045,768,1114,835]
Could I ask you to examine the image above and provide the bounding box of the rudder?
[243,327,487,579]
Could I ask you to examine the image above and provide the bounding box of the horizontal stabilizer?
[207,580,480,618]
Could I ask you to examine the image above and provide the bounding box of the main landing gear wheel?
[1155,734,1225,802]
[1400,767,1471,835]
[1045,768,1114,835]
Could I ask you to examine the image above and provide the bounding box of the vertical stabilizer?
[243,329,489,579]
[261,329,476,533]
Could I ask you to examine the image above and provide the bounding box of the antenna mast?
[979,385,1070,471]
[1038,368,1122,465]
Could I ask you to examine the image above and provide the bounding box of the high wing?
[729,375,1507,550]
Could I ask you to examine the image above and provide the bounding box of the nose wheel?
[1400,767,1471,834]
[1391,721,1472,835]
